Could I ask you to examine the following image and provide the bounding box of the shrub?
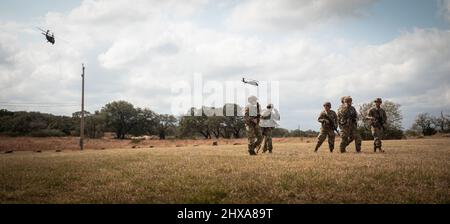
[130,138,141,144]
[358,126,404,140]
[1,131,22,137]
[30,129,66,137]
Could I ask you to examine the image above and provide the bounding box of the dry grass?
[0,136,311,151]
[0,138,449,204]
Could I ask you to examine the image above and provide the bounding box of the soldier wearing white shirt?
[260,104,280,153]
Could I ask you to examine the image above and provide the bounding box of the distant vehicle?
[37,27,55,45]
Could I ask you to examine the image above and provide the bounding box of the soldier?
[337,96,348,129]
[366,98,387,152]
[337,96,353,144]
[314,102,338,152]
[337,96,362,153]
[260,104,280,153]
[244,95,263,155]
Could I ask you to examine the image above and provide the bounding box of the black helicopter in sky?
[37,27,55,45]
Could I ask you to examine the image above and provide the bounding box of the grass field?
[1,138,449,203]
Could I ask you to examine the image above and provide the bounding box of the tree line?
[407,112,450,136]
[0,101,319,139]
[1,100,448,139]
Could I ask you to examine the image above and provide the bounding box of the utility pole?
[80,64,85,150]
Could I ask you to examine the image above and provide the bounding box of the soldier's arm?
[272,109,280,121]
[366,109,375,120]
[382,110,388,124]
[318,113,327,123]
[260,110,271,120]
[333,112,338,125]
[336,110,343,123]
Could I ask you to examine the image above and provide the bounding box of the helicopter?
[37,27,55,45]
[242,77,259,86]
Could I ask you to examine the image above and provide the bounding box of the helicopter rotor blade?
[36,27,46,33]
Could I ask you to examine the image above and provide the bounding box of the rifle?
[324,113,339,135]
[244,102,261,126]
[366,109,385,131]
[255,102,261,124]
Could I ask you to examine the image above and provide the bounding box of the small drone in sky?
[242,77,259,86]
[37,27,55,45]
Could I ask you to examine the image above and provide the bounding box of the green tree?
[156,114,177,139]
[101,101,138,139]
[222,104,244,138]
[86,111,106,138]
[358,100,404,140]
[131,108,159,136]
[412,113,437,136]
[432,112,450,133]
[179,107,211,139]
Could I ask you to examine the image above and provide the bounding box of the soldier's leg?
[348,137,354,146]
[261,128,268,152]
[339,129,349,153]
[246,125,257,155]
[328,130,335,152]
[375,128,384,152]
[371,127,378,152]
[253,125,263,151]
[353,127,362,153]
[315,129,327,152]
[267,128,273,153]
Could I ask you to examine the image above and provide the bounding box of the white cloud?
[438,0,450,22]
[226,0,377,31]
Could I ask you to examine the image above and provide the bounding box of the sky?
[1,0,450,131]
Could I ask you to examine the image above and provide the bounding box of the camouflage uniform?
[367,102,387,152]
[261,127,273,153]
[315,109,338,152]
[244,98,262,155]
[337,99,353,145]
[337,98,362,153]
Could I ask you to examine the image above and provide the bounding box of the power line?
[0,101,78,105]
[0,105,78,108]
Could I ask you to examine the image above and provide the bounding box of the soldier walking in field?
[260,104,280,153]
[337,96,353,145]
[366,98,387,152]
[314,102,338,152]
[244,95,263,156]
[337,96,362,153]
